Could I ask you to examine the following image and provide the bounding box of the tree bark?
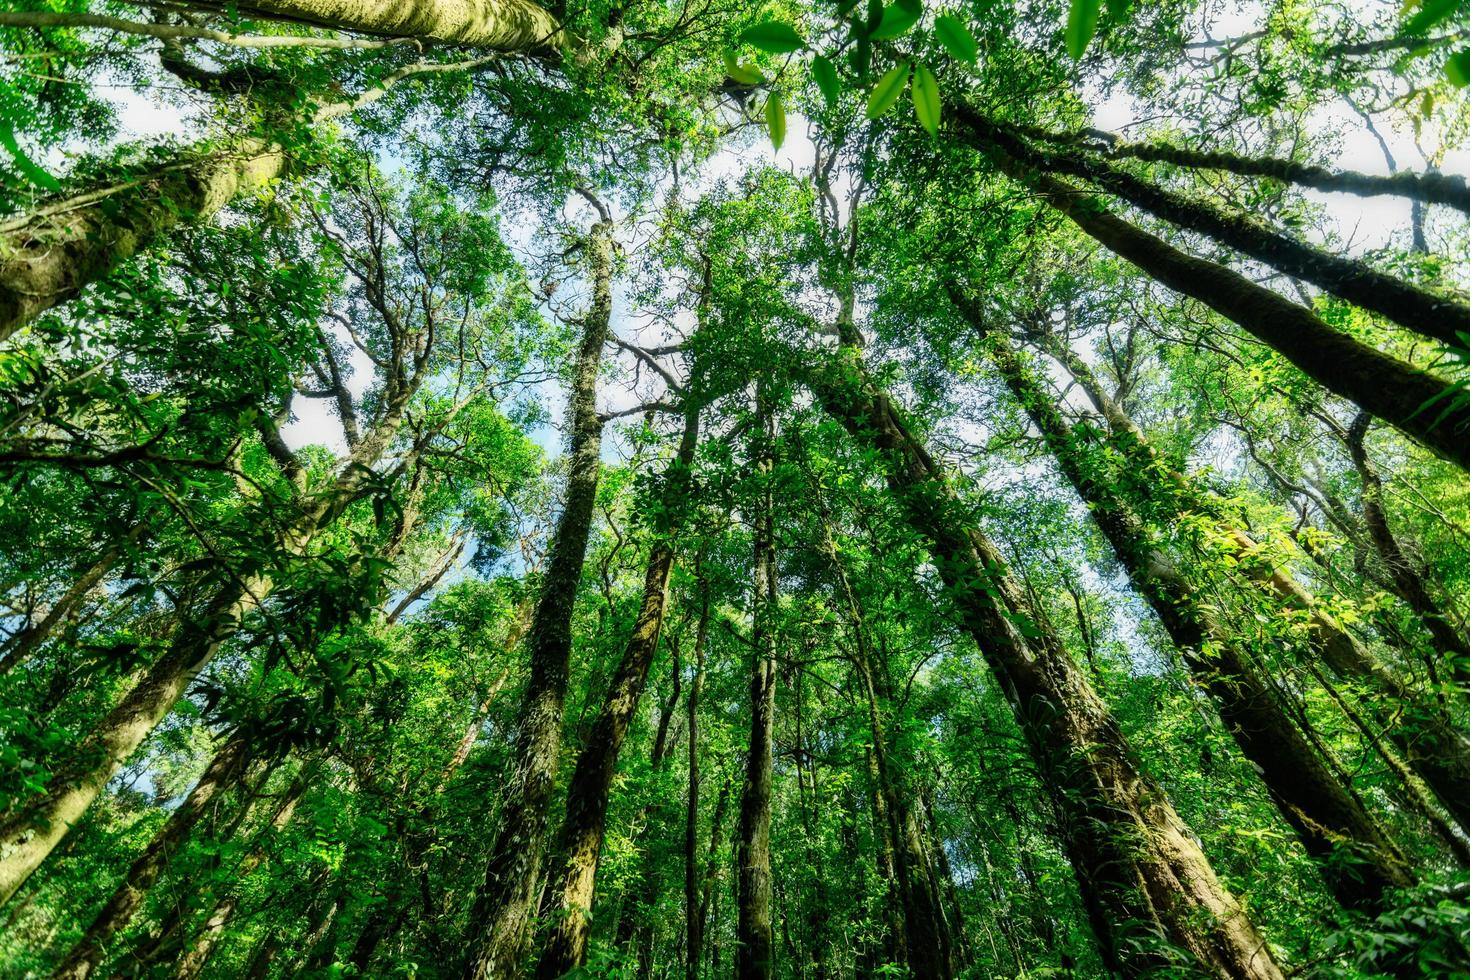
[961,111,1470,348]
[972,308,1414,910]
[736,385,779,980]
[961,134,1470,471]
[534,407,701,977]
[804,344,1285,979]
[460,212,613,980]
[1346,414,1470,683]
[50,727,254,979]
[195,0,565,51]
[1012,121,1470,218]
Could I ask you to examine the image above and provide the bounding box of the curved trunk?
[806,347,1284,979]
[460,216,613,980]
[975,316,1414,910]
[535,408,701,978]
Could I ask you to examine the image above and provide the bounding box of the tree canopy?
[2,0,1470,977]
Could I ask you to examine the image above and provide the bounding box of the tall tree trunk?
[960,111,1470,347]
[805,342,1284,979]
[210,0,564,51]
[736,386,779,980]
[51,727,254,979]
[460,211,613,980]
[1043,336,1470,837]
[971,309,1415,910]
[1010,120,1470,217]
[1346,414,1470,683]
[958,135,1470,471]
[684,573,711,980]
[535,407,701,978]
[0,575,265,908]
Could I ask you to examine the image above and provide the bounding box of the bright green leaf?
[1065,0,1102,59]
[911,64,941,135]
[723,49,765,85]
[813,55,841,107]
[871,4,922,39]
[765,92,787,151]
[0,123,61,193]
[866,62,911,119]
[934,14,978,63]
[741,21,806,53]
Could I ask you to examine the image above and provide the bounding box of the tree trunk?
[0,536,130,676]
[0,145,286,340]
[961,133,1470,471]
[973,311,1413,910]
[961,111,1470,348]
[684,574,711,980]
[210,0,564,52]
[736,386,779,980]
[0,576,265,908]
[1012,120,1470,217]
[535,407,701,978]
[1044,336,1470,838]
[805,344,1284,979]
[1346,414,1470,682]
[460,212,613,980]
[51,727,254,979]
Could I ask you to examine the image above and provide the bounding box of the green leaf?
[911,64,941,135]
[813,55,841,107]
[1448,48,1470,86]
[1405,0,1459,35]
[765,92,787,151]
[934,14,978,63]
[741,21,806,53]
[871,4,922,39]
[1065,0,1102,59]
[866,62,911,119]
[0,123,61,193]
[723,49,765,85]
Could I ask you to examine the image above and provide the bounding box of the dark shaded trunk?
[804,343,1284,979]
[958,129,1470,471]
[1012,121,1470,217]
[535,407,701,978]
[961,111,1470,348]
[971,309,1413,910]
[460,213,613,980]
[1347,414,1470,684]
[736,386,779,980]
[51,728,254,979]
